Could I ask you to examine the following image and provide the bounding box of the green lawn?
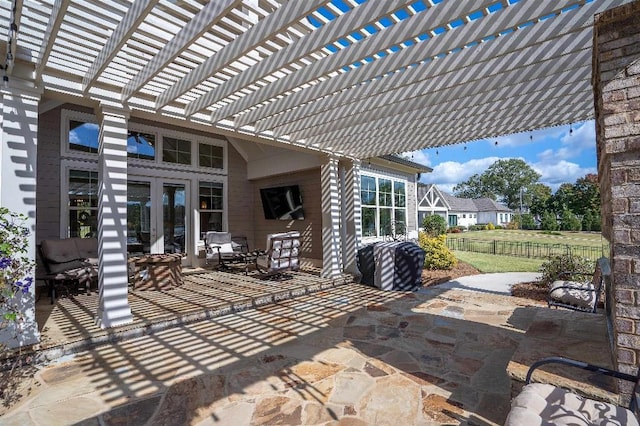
[454,251,543,273]
[447,229,606,248]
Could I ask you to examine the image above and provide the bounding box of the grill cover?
[357,242,425,291]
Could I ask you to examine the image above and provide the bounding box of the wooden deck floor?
[33,268,352,360]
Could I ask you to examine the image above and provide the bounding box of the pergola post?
[340,159,362,275]
[593,0,640,401]
[321,154,342,278]
[96,103,133,328]
[0,83,41,348]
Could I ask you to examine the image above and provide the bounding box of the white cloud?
[400,150,431,167]
[533,160,596,190]
[420,157,502,193]
[537,121,595,162]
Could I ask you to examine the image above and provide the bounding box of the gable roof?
[420,185,512,213]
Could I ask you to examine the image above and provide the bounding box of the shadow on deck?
[31,268,352,363]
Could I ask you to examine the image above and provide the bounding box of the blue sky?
[403,120,597,194]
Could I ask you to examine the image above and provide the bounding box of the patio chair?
[205,231,248,270]
[548,258,606,313]
[505,356,639,425]
[254,231,300,278]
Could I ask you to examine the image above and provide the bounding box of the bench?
[39,237,99,303]
[505,357,639,425]
[547,257,608,313]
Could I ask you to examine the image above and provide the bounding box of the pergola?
[0,0,635,344]
[0,0,630,158]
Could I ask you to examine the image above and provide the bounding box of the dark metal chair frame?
[525,357,640,417]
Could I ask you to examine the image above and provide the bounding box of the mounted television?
[260,185,305,220]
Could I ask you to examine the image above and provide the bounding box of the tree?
[453,159,540,210]
[452,173,495,200]
[529,183,552,217]
[521,213,536,230]
[422,215,447,237]
[546,183,574,216]
[540,211,559,231]
[571,174,600,214]
[560,209,581,231]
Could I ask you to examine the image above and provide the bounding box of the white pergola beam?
[155,0,328,110]
[82,0,159,91]
[293,37,592,144]
[256,0,605,136]
[353,97,593,158]
[185,0,416,117]
[308,67,590,148]
[236,0,582,129]
[121,0,241,102]
[328,81,593,155]
[221,0,498,125]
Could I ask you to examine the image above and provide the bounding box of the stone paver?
[2,284,545,425]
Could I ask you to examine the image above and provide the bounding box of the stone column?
[96,103,133,328]
[0,82,42,348]
[341,159,362,275]
[593,1,640,400]
[321,154,342,278]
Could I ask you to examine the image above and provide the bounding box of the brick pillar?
[593,1,640,400]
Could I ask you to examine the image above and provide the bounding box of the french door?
[127,177,189,258]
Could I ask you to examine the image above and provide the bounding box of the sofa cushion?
[505,383,638,426]
[40,239,84,274]
[549,280,596,310]
[73,237,98,259]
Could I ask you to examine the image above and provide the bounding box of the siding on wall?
[252,169,322,263]
[36,105,70,242]
[226,147,255,250]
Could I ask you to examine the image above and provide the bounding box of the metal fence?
[446,237,606,260]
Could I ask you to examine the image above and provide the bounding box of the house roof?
[377,155,432,173]
[473,197,512,212]
[440,192,478,212]
[0,0,630,159]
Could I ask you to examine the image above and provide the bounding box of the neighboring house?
[417,184,513,228]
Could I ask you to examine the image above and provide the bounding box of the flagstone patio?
[1,281,575,425]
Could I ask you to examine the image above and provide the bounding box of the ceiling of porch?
[0,0,631,159]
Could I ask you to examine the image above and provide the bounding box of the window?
[69,120,99,153]
[68,170,98,238]
[199,143,223,169]
[128,131,156,160]
[163,136,191,165]
[360,174,407,238]
[463,214,466,218]
[199,182,224,234]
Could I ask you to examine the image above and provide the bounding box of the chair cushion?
[505,383,638,426]
[550,280,596,309]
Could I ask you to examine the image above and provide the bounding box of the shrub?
[486,222,495,230]
[521,214,536,230]
[468,224,486,231]
[418,233,457,270]
[540,211,559,231]
[538,253,593,287]
[446,226,463,233]
[560,209,581,231]
[422,215,447,237]
[1,207,35,404]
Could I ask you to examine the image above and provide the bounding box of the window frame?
[359,171,408,239]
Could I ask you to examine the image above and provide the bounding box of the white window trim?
[360,171,408,239]
[60,111,231,264]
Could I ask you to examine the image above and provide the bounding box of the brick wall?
[593,0,640,398]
